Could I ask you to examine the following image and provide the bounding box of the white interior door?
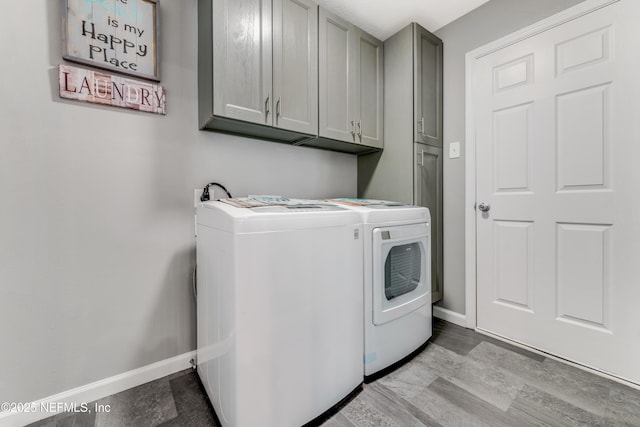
[474,0,640,384]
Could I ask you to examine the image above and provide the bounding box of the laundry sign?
[62,0,159,81]
[59,64,166,114]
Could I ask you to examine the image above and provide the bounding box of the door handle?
[265,93,271,118]
[477,202,491,212]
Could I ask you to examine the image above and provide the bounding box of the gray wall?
[434,0,585,314]
[0,1,356,403]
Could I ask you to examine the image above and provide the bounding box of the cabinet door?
[319,9,356,143]
[355,29,383,149]
[273,0,318,134]
[414,26,442,147]
[414,144,443,303]
[213,0,273,125]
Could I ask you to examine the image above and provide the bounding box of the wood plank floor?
[30,319,640,426]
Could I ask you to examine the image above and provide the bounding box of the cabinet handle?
[276,97,281,117]
[265,94,271,117]
[419,117,425,134]
[357,121,362,138]
[350,120,356,136]
[418,150,424,166]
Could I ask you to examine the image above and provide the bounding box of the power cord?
[200,182,232,201]
[192,264,197,300]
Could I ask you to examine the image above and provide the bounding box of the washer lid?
[326,199,430,224]
[197,200,362,233]
[327,198,405,207]
[250,204,346,213]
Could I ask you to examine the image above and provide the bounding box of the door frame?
[463,0,619,329]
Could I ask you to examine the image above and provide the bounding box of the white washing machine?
[328,199,432,378]
[196,200,364,427]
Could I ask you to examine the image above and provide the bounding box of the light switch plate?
[449,141,461,159]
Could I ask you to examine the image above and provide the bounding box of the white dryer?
[328,199,432,378]
[196,200,364,427]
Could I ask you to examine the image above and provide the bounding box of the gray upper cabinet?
[212,0,272,126]
[199,0,382,154]
[414,27,443,147]
[272,0,318,134]
[356,29,384,149]
[199,0,318,143]
[319,8,383,150]
[318,10,355,143]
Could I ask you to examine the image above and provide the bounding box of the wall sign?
[62,0,159,81]
[59,64,166,115]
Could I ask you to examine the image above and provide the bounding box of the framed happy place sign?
[62,0,159,81]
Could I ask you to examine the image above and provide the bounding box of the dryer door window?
[373,222,431,326]
[385,242,421,300]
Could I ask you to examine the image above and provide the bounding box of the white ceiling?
[316,0,491,41]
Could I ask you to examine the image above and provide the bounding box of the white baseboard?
[433,305,467,328]
[0,350,196,427]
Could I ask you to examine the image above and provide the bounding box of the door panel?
[213,0,272,125]
[474,1,640,384]
[273,0,318,134]
[356,31,383,148]
[414,27,442,146]
[493,220,534,311]
[319,9,355,143]
[556,26,611,75]
[494,103,533,192]
[556,223,610,329]
[556,84,610,191]
[415,143,443,303]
